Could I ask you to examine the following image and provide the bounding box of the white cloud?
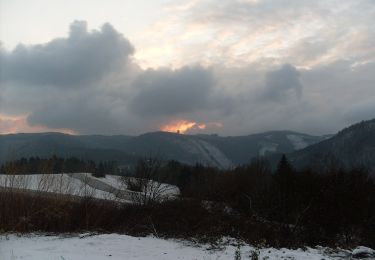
[134,0,375,69]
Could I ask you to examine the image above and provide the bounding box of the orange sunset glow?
[0,114,76,135]
[160,120,206,134]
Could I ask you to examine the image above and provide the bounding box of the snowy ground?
[0,233,355,260]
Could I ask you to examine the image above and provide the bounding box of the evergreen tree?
[273,154,297,222]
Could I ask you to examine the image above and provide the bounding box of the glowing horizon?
[160,120,206,134]
[0,114,77,135]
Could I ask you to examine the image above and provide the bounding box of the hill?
[289,119,375,171]
[0,130,325,168]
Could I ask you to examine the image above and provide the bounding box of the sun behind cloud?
[160,119,206,134]
[160,119,224,134]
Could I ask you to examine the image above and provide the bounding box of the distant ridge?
[0,130,325,168]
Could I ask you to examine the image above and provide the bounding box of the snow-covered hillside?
[0,173,179,202]
[0,173,118,200]
[0,233,364,260]
[184,138,233,168]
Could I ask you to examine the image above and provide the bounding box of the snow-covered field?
[0,233,363,260]
[0,173,179,202]
[0,173,119,200]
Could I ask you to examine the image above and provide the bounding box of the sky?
[0,0,374,136]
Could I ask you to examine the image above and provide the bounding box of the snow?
[175,137,232,169]
[0,173,179,203]
[0,173,118,201]
[0,233,340,260]
[352,246,375,258]
[287,134,309,150]
[259,142,278,156]
[91,175,127,190]
[88,175,179,198]
[191,139,232,169]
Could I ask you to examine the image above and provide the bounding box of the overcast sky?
[0,0,374,136]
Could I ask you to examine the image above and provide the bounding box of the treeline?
[145,156,375,247]
[0,156,118,177]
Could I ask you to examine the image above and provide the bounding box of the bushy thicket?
[156,156,375,247]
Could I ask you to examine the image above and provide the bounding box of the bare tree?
[123,157,176,206]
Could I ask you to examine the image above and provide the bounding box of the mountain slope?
[196,131,328,165]
[289,119,375,170]
[0,130,326,168]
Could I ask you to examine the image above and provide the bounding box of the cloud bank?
[1,1,374,136]
[1,21,134,87]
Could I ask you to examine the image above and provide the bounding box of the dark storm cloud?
[26,93,122,134]
[262,64,303,102]
[0,21,134,86]
[0,21,138,134]
[20,64,233,134]
[0,21,235,134]
[130,66,216,116]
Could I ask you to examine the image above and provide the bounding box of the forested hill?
[0,130,325,168]
[288,118,375,171]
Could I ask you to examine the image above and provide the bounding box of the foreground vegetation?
[1,155,374,249]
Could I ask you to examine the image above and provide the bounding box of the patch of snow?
[259,142,278,156]
[176,137,232,169]
[0,234,340,260]
[91,175,127,190]
[192,139,232,169]
[352,246,375,258]
[287,134,309,150]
